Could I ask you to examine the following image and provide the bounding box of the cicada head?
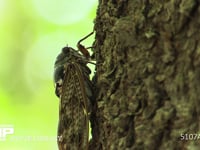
[54,46,88,97]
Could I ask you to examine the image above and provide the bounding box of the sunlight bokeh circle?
[31,0,97,25]
[0,0,6,18]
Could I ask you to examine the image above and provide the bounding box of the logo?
[0,125,14,141]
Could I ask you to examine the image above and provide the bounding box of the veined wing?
[57,63,89,150]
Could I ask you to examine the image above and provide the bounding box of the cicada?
[54,32,94,150]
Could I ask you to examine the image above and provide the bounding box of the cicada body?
[54,46,93,150]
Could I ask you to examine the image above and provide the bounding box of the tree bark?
[90,0,200,149]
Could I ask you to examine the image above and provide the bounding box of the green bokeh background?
[0,0,97,149]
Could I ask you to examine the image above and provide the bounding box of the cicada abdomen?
[54,46,93,150]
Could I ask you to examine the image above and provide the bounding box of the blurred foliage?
[0,0,97,149]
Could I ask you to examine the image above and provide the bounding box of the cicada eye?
[62,47,70,54]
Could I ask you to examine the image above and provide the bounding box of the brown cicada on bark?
[54,32,94,150]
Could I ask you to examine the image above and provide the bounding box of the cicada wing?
[57,63,89,150]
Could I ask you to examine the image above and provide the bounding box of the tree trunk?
[90,0,200,149]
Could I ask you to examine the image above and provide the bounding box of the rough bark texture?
[90,0,200,150]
